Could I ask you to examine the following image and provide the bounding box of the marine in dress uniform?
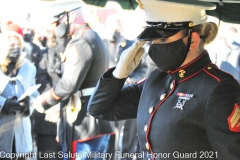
[33,1,115,159]
[88,0,240,160]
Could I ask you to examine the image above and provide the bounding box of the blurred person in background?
[46,26,67,86]
[102,13,125,68]
[208,27,240,83]
[17,20,42,73]
[34,28,49,53]
[33,1,115,159]
[0,30,39,160]
[31,27,62,160]
[101,13,136,157]
[6,21,46,93]
[31,28,52,94]
[6,24,56,159]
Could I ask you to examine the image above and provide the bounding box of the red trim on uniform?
[203,68,220,82]
[212,65,235,79]
[72,141,77,160]
[137,78,147,85]
[171,51,207,74]
[79,27,91,38]
[212,65,218,69]
[228,103,240,132]
[73,132,115,143]
[146,80,176,156]
[71,132,115,160]
[51,88,60,100]
[178,67,205,83]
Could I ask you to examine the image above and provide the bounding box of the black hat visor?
[137,27,181,41]
[52,12,66,23]
[51,7,81,24]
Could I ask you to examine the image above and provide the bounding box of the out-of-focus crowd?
[0,1,154,160]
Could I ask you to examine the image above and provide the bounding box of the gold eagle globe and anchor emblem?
[179,69,186,78]
[136,0,144,9]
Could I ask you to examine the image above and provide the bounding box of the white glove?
[113,41,146,79]
[32,96,45,113]
[45,104,60,123]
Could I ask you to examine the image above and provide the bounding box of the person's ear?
[189,32,200,50]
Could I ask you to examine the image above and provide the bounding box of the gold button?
[146,142,150,150]
[144,124,148,132]
[170,82,174,89]
[207,66,212,70]
[160,94,166,100]
[149,106,154,114]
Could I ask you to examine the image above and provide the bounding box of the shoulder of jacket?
[203,64,235,82]
[67,35,88,46]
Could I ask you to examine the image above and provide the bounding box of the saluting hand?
[113,41,146,79]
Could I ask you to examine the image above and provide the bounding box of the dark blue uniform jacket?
[88,51,240,160]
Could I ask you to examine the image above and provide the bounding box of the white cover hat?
[137,0,216,41]
[50,1,83,23]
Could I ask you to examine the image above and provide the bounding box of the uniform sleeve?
[53,39,93,101]
[205,79,240,160]
[88,68,143,121]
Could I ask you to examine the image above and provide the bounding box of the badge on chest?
[173,92,194,110]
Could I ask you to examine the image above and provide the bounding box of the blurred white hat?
[49,0,83,23]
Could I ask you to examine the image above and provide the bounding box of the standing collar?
[167,51,212,83]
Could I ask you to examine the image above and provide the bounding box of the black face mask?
[8,48,21,62]
[148,37,189,72]
[23,33,32,42]
[6,62,16,76]
[40,39,47,47]
[54,22,69,39]
[111,31,122,43]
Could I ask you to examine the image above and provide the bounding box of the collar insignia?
[228,103,240,132]
[179,69,186,78]
[173,92,193,110]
